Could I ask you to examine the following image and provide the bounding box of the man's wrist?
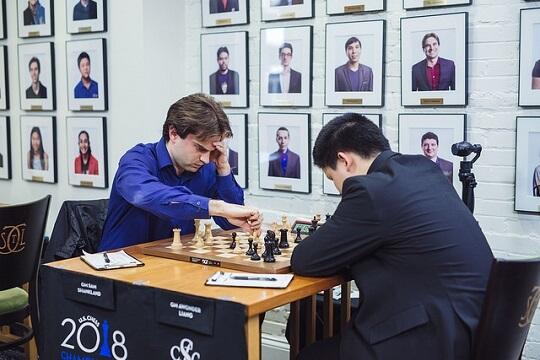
[217,164,231,176]
[208,199,225,217]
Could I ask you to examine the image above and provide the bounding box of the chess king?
[99,93,263,251]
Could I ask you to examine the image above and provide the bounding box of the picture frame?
[261,0,313,22]
[403,0,471,10]
[260,26,312,107]
[18,42,56,111]
[66,0,107,34]
[201,0,248,28]
[66,38,108,111]
[519,8,540,107]
[17,0,54,38]
[325,20,385,107]
[322,113,382,195]
[327,0,385,15]
[401,12,468,107]
[227,113,248,189]
[515,116,540,213]
[0,116,11,180]
[0,46,9,110]
[258,112,311,193]
[398,113,466,191]
[201,31,248,108]
[20,115,57,183]
[66,116,108,188]
[0,0,6,39]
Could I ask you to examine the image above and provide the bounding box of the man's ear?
[168,126,178,141]
[336,151,351,170]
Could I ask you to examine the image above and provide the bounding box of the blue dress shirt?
[99,138,244,251]
[74,79,99,98]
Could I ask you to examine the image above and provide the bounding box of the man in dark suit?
[335,36,373,92]
[268,127,301,178]
[421,131,453,183]
[73,0,98,21]
[209,0,239,13]
[291,113,493,360]
[228,148,238,175]
[411,32,455,91]
[209,47,240,95]
[25,57,47,99]
[268,43,302,94]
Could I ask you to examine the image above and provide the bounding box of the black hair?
[77,51,91,68]
[345,37,361,50]
[216,46,229,58]
[28,57,41,72]
[279,42,293,56]
[29,126,46,170]
[421,132,439,145]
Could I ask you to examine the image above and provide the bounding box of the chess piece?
[325,213,331,221]
[279,228,289,248]
[232,234,244,254]
[193,219,201,243]
[250,243,261,261]
[295,227,302,243]
[263,237,276,263]
[311,216,319,230]
[271,231,281,255]
[171,228,182,249]
[281,215,290,231]
[272,222,278,235]
[315,213,322,222]
[245,237,255,256]
[204,223,213,244]
[229,232,237,249]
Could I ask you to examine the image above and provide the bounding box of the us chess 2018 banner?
[39,266,248,359]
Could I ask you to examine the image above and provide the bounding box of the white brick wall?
[185,0,540,358]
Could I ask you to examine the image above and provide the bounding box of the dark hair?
[77,52,91,68]
[162,93,232,142]
[28,57,41,72]
[29,126,45,170]
[345,37,361,50]
[279,42,293,56]
[216,46,229,58]
[276,127,289,136]
[313,113,390,169]
[78,130,92,172]
[421,132,439,145]
[422,33,440,48]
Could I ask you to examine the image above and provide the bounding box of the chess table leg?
[289,301,300,360]
[340,282,352,331]
[305,295,317,346]
[245,315,260,360]
[323,289,334,338]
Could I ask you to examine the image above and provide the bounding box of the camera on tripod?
[451,141,482,159]
[451,141,482,213]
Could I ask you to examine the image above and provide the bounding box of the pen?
[103,252,110,263]
[230,275,277,281]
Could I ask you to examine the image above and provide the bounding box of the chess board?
[142,229,299,274]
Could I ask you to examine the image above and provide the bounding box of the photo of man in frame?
[228,147,238,175]
[73,0,98,21]
[270,0,303,6]
[411,32,455,91]
[74,51,99,99]
[25,57,47,99]
[209,46,239,95]
[334,36,373,92]
[421,131,453,183]
[268,43,302,94]
[532,59,540,90]
[268,126,300,178]
[23,0,45,25]
[209,0,239,13]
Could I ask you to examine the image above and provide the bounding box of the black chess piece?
[311,216,319,231]
[245,238,255,256]
[229,232,237,249]
[295,227,302,243]
[308,226,315,235]
[262,230,273,258]
[263,241,275,263]
[279,228,289,248]
[250,242,261,261]
[325,213,331,221]
[272,232,281,255]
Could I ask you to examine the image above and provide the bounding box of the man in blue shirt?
[99,93,262,251]
[74,52,99,98]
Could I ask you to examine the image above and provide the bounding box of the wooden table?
[45,243,349,359]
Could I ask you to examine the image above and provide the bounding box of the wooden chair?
[0,196,51,358]
[473,257,540,360]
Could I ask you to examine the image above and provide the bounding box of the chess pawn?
[232,235,244,254]
[272,232,281,255]
[229,232,237,249]
[245,237,255,256]
[281,215,290,231]
[263,241,276,263]
[204,223,213,244]
[279,228,289,248]
[250,243,261,261]
[295,227,302,243]
[193,219,201,242]
[171,228,182,250]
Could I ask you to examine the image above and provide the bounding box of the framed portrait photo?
[0,46,8,110]
[0,116,11,180]
[227,113,248,188]
[401,12,468,107]
[261,0,313,22]
[0,0,6,39]
[258,112,311,193]
[67,117,108,188]
[515,117,540,213]
[260,26,312,107]
[325,20,385,107]
[403,0,471,10]
[398,113,465,191]
[202,0,248,27]
[20,115,57,183]
[519,8,540,107]
[17,0,54,38]
[66,0,107,34]
[321,113,382,195]
[327,0,385,15]
[66,38,108,111]
[201,31,248,108]
[18,42,56,111]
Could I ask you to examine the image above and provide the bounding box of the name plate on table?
[274,184,292,191]
[216,18,232,25]
[28,31,40,37]
[78,26,92,33]
[30,105,43,111]
[219,101,232,107]
[62,273,115,310]
[190,257,221,267]
[344,4,365,13]
[342,98,363,105]
[155,291,215,335]
[80,105,94,111]
[279,12,295,19]
[31,176,44,182]
[79,180,94,187]
[420,98,444,105]
[423,0,446,5]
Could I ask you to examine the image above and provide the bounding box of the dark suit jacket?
[411,57,455,91]
[334,63,373,92]
[209,69,239,95]
[435,156,453,183]
[268,149,300,178]
[209,0,239,13]
[229,149,238,175]
[292,151,493,360]
[73,0,98,21]
[268,69,301,93]
[25,82,47,99]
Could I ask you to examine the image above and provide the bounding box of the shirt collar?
[156,137,173,170]
[367,150,399,174]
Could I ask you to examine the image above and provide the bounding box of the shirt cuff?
[183,194,210,219]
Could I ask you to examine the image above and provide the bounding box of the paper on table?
[81,250,143,270]
[206,271,294,288]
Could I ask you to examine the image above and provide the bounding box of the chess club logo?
[0,223,26,255]
[60,315,128,359]
[519,286,540,328]
[170,338,201,360]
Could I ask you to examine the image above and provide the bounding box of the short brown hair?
[422,33,440,48]
[163,93,232,142]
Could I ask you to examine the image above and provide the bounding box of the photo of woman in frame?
[20,115,56,183]
[27,126,49,171]
[74,130,99,175]
[17,0,53,37]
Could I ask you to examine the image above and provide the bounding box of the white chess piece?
[193,219,201,243]
[171,228,182,250]
[204,223,213,244]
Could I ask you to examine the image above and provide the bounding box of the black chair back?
[0,195,51,291]
[473,257,540,360]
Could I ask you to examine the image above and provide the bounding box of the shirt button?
[197,201,201,206]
